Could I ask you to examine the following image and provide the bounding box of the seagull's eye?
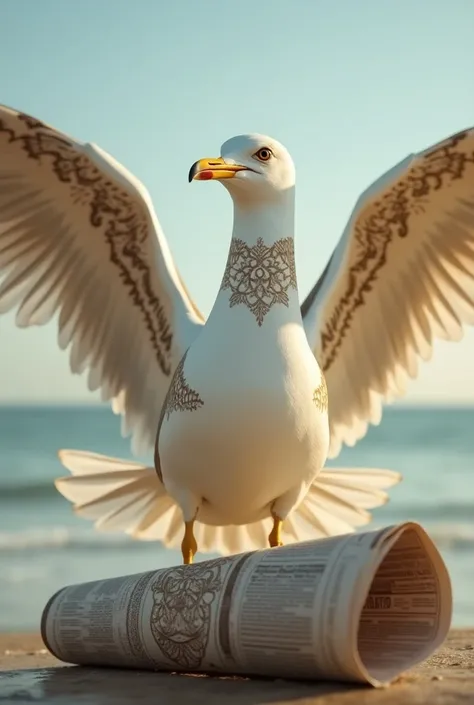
[253,147,273,162]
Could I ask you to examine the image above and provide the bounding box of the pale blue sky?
[1,0,473,404]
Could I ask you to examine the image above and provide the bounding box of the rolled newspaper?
[41,521,451,687]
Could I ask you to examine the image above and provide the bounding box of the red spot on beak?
[196,170,214,181]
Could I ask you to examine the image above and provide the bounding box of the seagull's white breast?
[158,298,330,526]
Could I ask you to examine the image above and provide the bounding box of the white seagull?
[1,106,473,563]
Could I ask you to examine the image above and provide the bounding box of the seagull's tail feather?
[56,451,402,555]
[284,467,402,543]
[203,467,402,555]
[56,450,179,543]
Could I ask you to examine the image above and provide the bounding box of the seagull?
[1,106,473,564]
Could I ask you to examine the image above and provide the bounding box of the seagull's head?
[188,134,295,206]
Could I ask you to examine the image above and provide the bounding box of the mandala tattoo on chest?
[220,236,297,326]
[312,373,328,413]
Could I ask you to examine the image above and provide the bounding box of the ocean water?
[0,405,473,632]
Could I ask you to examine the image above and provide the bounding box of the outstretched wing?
[0,105,204,454]
[302,127,474,457]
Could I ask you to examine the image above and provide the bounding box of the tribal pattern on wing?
[221,236,297,325]
[311,129,474,373]
[0,109,173,376]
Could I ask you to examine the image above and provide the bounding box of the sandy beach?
[0,629,473,704]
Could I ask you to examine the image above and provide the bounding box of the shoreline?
[1,629,473,704]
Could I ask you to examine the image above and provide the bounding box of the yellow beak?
[188,156,247,182]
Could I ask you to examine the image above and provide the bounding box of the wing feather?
[302,127,474,457]
[0,105,204,454]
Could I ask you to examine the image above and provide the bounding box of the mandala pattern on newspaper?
[149,562,224,670]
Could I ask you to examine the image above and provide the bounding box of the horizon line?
[1,401,474,411]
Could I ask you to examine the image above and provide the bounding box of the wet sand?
[0,630,473,704]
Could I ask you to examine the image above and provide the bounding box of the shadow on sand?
[0,665,359,704]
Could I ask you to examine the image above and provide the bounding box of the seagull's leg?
[269,483,311,549]
[182,519,198,564]
[268,510,283,547]
[166,483,201,565]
